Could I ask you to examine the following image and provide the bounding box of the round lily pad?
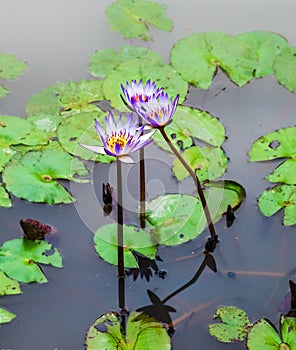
[0,52,27,80]
[2,150,88,204]
[274,46,296,92]
[247,319,282,350]
[94,224,156,268]
[57,111,114,163]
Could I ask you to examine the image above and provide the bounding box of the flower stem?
[139,118,146,229]
[117,160,125,311]
[159,127,217,240]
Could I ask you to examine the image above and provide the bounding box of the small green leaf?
[236,31,289,77]
[267,158,296,184]
[0,307,16,324]
[171,31,257,89]
[258,184,296,226]
[94,224,156,267]
[208,306,250,343]
[248,126,296,161]
[0,238,62,283]
[57,111,114,163]
[153,106,225,153]
[0,53,27,80]
[2,150,88,204]
[274,46,296,91]
[85,311,170,350]
[172,146,227,182]
[106,0,173,41]
[103,56,188,110]
[0,184,11,208]
[0,271,21,295]
[247,319,281,350]
[25,80,104,117]
[281,316,296,350]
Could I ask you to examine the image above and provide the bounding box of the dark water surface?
[1,1,296,349]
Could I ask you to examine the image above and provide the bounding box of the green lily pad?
[248,126,296,162]
[0,307,16,324]
[208,306,251,343]
[0,184,11,208]
[258,184,296,226]
[2,150,88,204]
[171,31,257,89]
[103,57,188,111]
[0,52,27,80]
[0,84,8,99]
[0,238,62,283]
[25,80,104,117]
[267,158,296,184]
[146,180,245,246]
[153,106,225,153]
[57,111,114,163]
[89,45,152,78]
[25,114,62,137]
[280,317,296,350]
[274,46,296,91]
[172,146,228,182]
[85,311,170,350]
[0,271,21,296]
[236,31,289,77]
[106,0,173,41]
[94,224,156,268]
[0,145,16,172]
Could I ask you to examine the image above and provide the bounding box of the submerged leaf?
[0,307,16,324]
[274,46,296,91]
[94,224,156,267]
[85,311,170,350]
[0,271,21,296]
[2,150,88,204]
[106,0,173,41]
[258,184,296,226]
[208,306,250,343]
[0,84,8,99]
[0,238,62,283]
[25,80,104,117]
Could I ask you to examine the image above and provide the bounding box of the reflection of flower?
[135,91,179,128]
[80,112,154,163]
[120,79,163,111]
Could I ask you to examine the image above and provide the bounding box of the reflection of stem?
[139,119,146,229]
[159,127,217,239]
[117,161,125,315]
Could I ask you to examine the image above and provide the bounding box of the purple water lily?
[135,91,179,128]
[120,79,163,111]
[80,112,154,163]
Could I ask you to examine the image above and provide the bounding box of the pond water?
[0,0,296,349]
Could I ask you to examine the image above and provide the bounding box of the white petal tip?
[79,143,106,154]
[118,155,135,164]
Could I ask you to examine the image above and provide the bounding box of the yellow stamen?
[106,131,132,153]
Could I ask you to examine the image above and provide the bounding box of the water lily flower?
[80,112,155,163]
[120,79,163,111]
[134,91,179,128]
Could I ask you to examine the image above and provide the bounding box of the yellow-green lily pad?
[0,307,16,324]
[0,271,21,295]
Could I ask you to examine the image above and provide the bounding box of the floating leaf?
[172,146,227,182]
[153,106,225,153]
[103,56,188,110]
[146,180,245,246]
[208,306,250,343]
[25,80,104,117]
[0,238,62,283]
[0,184,11,208]
[0,53,27,80]
[258,184,296,226]
[25,114,62,138]
[89,45,151,78]
[248,126,296,162]
[85,311,170,350]
[171,31,257,89]
[267,158,296,184]
[2,150,88,204]
[274,46,296,91]
[106,0,173,41]
[236,31,289,77]
[94,224,156,268]
[0,146,16,172]
[0,271,21,296]
[0,307,16,324]
[57,111,114,163]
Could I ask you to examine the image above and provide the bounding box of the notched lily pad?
[0,238,62,283]
[0,271,21,295]
[0,52,27,80]
[25,80,105,117]
[2,150,88,204]
[106,0,173,41]
[274,46,296,91]
[0,307,16,324]
[94,224,156,268]
[85,311,170,350]
[208,306,251,343]
[258,184,296,226]
[267,158,296,185]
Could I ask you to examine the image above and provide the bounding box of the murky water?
[1,1,296,349]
